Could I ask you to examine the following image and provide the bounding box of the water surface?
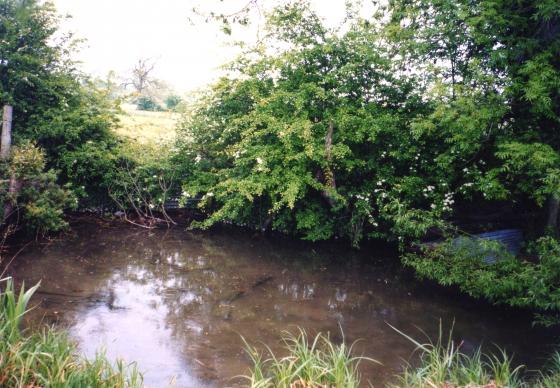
[8,223,559,387]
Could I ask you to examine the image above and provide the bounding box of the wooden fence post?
[1,105,13,160]
[1,105,15,225]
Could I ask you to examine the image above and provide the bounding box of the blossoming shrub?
[177,5,457,245]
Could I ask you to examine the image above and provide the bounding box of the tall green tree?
[1,0,123,232]
[387,0,560,234]
[176,0,560,320]
[178,2,453,245]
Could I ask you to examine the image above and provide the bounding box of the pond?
[7,222,559,387]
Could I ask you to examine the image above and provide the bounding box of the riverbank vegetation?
[244,328,560,387]
[0,0,182,236]
[243,329,371,387]
[0,0,123,235]
[0,280,142,387]
[1,0,560,367]
[172,0,560,323]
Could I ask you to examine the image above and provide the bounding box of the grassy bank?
[244,329,560,388]
[0,280,142,387]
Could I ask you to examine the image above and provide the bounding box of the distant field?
[115,104,180,144]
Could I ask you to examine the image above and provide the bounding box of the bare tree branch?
[123,58,159,95]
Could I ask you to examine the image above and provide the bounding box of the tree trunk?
[1,105,12,160]
[547,194,560,236]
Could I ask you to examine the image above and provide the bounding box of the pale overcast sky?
[52,0,356,94]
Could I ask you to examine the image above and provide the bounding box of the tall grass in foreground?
[0,278,142,387]
[388,323,524,387]
[244,327,560,388]
[242,329,377,388]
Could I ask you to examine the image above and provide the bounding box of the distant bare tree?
[125,58,159,95]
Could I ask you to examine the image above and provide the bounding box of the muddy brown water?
[6,223,559,387]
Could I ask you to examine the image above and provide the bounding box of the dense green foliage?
[0,143,75,234]
[0,0,126,234]
[0,279,142,387]
[175,0,560,316]
[386,0,560,320]
[179,3,440,245]
[404,237,560,325]
[136,96,163,112]
[179,0,560,239]
[386,0,560,216]
[0,0,166,235]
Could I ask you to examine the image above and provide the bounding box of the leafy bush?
[1,0,126,217]
[164,95,182,111]
[136,96,163,112]
[0,279,142,387]
[1,143,75,235]
[176,0,559,246]
[177,4,445,245]
[403,237,560,324]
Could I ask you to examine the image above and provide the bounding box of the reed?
[388,323,524,387]
[0,278,142,387]
[242,328,377,388]
[244,325,560,388]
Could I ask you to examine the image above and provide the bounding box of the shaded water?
[7,222,559,387]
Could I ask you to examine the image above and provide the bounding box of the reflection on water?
[8,223,560,387]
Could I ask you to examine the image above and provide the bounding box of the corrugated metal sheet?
[475,229,524,256]
[452,229,523,264]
